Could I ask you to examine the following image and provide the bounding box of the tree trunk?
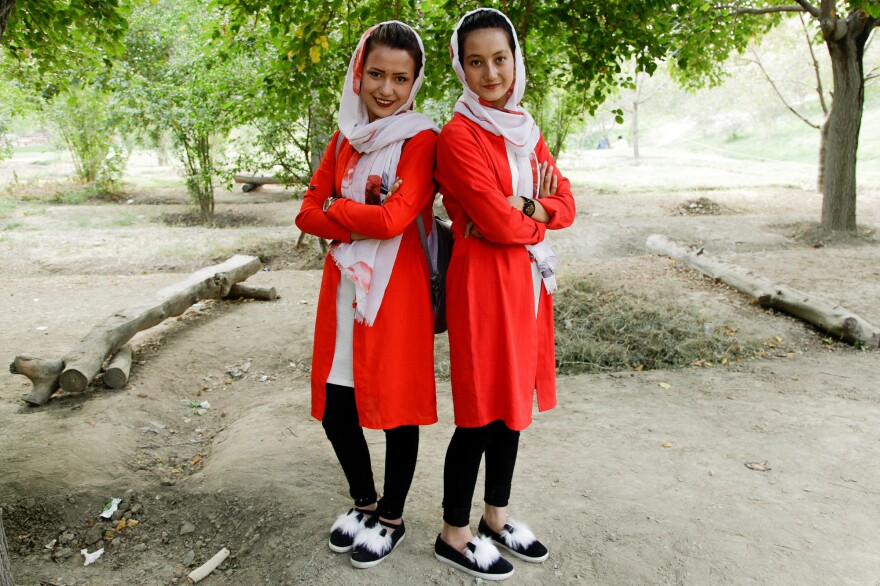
[0,0,15,44]
[821,24,867,232]
[11,255,261,404]
[632,99,640,161]
[646,234,880,348]
[817,116,829,193]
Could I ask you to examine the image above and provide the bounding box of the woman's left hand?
[464,219,483,239]
[538,161,558,198]
[383,177,403,203]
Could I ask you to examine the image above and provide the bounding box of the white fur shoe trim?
[501,518,537,549]
[352,524,393,556]
[330,509,366,538]
[466,535,502,570]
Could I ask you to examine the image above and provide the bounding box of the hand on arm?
[326,132,437,240]
[294,133,353,243]
[504,161,555,223]
[532,137,576,230]
[326,178,404,241]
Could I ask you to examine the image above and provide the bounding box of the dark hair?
[456,10,515,65]
[364,22,423,80]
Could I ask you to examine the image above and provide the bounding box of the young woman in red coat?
[432,8,576,581]
[294,21,438,569]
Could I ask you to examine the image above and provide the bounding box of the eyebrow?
[465,49,509,59]
[366,66,410,76]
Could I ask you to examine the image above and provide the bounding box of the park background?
[1,2,879,585]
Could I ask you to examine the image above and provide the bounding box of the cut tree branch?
[103,345,132,389]
[646,235,880,348]
[11,255,262,405]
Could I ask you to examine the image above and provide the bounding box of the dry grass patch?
[554,277,757,374]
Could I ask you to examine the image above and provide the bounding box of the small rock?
[52,547,74,560]
[58,531,75,545]
[111,509,124,522]
[131,503,143,515]
[134,543,148,553]
[85,525,103,546]
[180,522,196,535]
[183,550,195,566]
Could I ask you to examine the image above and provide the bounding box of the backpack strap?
[415,214,434,275]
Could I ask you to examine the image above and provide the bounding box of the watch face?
[523,198,536,216]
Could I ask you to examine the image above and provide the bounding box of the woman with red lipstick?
[295,22,438,569]
[432,8,576,580]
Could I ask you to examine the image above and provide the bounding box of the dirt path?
[1,171,879,584]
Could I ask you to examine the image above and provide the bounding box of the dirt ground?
[1,150,880,585]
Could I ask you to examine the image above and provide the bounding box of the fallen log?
[233,174,281,185]
[225,283,278,301]
[9,357,64,405]
[103,345,133,389]
[646,234,880,348]
[12,255,262,405]
[234,174,280,193]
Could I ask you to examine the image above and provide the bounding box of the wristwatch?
[520,196,536,218]
[322,197,338,213]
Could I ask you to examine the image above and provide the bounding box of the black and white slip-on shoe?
[328,508,374,553]
[478,517,549,563]
[434,534,514,581]
[350,518,406,568]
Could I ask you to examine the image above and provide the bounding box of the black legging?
[321,383,419,520]
[442,420,520,527]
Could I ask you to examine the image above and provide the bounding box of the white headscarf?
[330,21,439,326]
[450,8,558,293]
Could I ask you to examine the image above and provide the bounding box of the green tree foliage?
[1,0,130,84]
[46,84,127,189]
[117,0,258,223]
[212,0,701,175]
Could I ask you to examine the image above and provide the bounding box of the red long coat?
[295,129,438,430]
[436,113,576,431]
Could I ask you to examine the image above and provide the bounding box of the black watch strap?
[520,196,536,217]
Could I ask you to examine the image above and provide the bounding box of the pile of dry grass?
[554,278,754,374]
[673,196,729,216]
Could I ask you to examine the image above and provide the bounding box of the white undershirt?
[326,272,355,386]
[507,147,541,318]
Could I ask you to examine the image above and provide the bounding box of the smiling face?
[461,27,515,109]
[360,44,416,122]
